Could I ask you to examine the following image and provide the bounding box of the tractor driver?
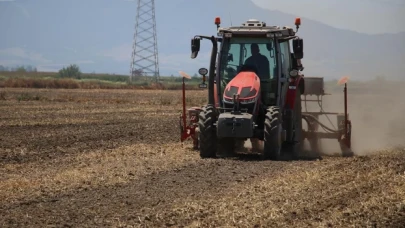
[244,43,270,79]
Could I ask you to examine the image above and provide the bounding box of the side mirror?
[292,38,303,59]
[191,38,200,59]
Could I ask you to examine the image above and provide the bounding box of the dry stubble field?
[0,87,404,227]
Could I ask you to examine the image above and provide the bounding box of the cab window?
[219,37,277,84]
[279,40,291,78]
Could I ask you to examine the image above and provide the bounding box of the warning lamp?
[215,17,221,28]
[294,17,301,31]
[215,17,221,25]
[295,17,301,26]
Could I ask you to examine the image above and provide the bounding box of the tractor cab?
[214,18,304,112]
[217,33,280,109]
[190,18,304,110]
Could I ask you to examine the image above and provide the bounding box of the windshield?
[218,37,277,85]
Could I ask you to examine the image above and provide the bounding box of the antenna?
[130,0,160,83]
[229,11,233,26]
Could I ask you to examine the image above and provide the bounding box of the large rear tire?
[282,83,304,159]
[263,106,282,160]
[292,83,304,159]
[198,105,217,158]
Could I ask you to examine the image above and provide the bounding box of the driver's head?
[251,43,260,55]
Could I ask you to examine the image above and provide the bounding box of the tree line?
[0,65,37,72]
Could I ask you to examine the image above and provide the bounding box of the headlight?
[223,97,256,104]
[223,98,233,103]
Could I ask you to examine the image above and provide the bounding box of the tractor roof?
[217,19,296,38]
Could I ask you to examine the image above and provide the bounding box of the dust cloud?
[311,81,405,155]
[243,80,405,156]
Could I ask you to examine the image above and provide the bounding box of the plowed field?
[1,88,404,227]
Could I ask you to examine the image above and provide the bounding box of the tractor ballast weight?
[180,17,353,159]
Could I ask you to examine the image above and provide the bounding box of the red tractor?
[180,17,353,160]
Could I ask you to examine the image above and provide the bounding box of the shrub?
[58,64,82,79]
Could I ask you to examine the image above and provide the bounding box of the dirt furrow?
[0,114,179,164]
[2,150,404,227]
[1,88,404,227]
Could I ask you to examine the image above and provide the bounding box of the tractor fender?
[299,77,305,94]
[285,76,304,110]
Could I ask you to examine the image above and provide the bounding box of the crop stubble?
[0,88,404,227]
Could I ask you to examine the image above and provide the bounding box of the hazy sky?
[0,0,403,77]
[252,0,405,34]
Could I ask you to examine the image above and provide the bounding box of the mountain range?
[0,0,403,80]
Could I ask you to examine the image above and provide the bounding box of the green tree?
[58,64,82,79]
[16,66,27,72]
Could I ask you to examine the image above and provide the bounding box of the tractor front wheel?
[198,105,217,158]
[263,106,282,160]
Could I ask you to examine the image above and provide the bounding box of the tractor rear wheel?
[292,83,304,159]
[198,105,217,158]
[263,106,282,160]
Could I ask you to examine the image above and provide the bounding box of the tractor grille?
[240,87,257,98]
[223,100,256,113]
[224,86,239,98]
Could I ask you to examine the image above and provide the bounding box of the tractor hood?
[223,71,260,103]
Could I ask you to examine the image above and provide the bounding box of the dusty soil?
[0,87,404,227]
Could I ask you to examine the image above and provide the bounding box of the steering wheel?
[227,63,239,68]
[238,64,259,75]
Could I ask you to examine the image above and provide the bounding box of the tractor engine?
[222,71,261,112]
[217,71,261,139]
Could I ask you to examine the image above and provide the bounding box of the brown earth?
[0,87,404,227]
